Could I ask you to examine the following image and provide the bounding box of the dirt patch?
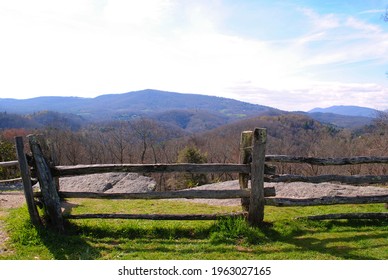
[0,192,25,209]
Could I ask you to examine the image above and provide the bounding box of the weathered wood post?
[248,128,267,227]
[239,131,253,212]
[28,135,64,233]
[35,135,60,191]
[44,139,59,191]
[15,136,42,227]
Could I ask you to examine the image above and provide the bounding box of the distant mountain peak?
[309,105,380,118]
[0,89,282,124]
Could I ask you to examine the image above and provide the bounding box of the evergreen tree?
[176,146,208,188]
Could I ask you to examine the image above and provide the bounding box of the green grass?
[1,199,387,260]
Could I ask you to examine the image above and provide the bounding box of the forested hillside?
[2,111,387,190]
[1,90,381,131]
[0,111,85,130]
[0,89,282,122]
[1,90,387,190]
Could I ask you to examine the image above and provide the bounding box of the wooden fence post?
[28,135,64,233]
[36,135,60,191]
[239,131,253,211]
[248,128,267,227]
[15,136,42,227]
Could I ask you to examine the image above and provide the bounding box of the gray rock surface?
[58,172,156,193]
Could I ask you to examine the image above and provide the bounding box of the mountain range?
[0,89,279,119]
[0,89,383,131]
[309,105,381,118]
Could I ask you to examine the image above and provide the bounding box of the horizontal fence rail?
[300,212,388,220]
[0,160,19,167]
[265,194,388,206]
[0,177,22,184]
[33,187,276,200]
[65,212,247,220]
[52,163,251,177]
[265,155,388,185]
[267,174,388,185]
[265,155,388,165]
[0,160,22,184]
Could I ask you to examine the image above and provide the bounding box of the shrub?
[176,146,208,188]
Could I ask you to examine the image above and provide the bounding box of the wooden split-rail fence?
[0,160,20,184]
[3,128,388,233]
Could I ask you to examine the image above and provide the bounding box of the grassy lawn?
[1,199,387,260]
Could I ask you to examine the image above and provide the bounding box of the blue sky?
[1,0,388,111]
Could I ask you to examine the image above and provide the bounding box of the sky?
[1,0,388,111]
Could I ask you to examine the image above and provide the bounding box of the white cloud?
[229,81,388,111]
[103,0,173,26]
[345,16,382,33]
[359,9,385,15]
[299,8,340,30]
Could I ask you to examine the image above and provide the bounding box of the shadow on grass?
[4,206,101,260]
[53,220,220,259]
[9,203,387,260]
[66,220,212,240]
[35,221,102,259]
[37,217,388,260]
[263,219,388,260]
[290,233,388,260]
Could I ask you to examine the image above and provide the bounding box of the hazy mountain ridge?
[309,105,380,118]
[304,112,374,129]
[0,89,284,131]
[0,89,281,121]
[0,89,383,131]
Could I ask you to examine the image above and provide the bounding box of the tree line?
[1,113,387,189]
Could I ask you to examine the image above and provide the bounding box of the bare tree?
[105,121,134,164]
[63,131,83,165]
[129,118,171,164]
